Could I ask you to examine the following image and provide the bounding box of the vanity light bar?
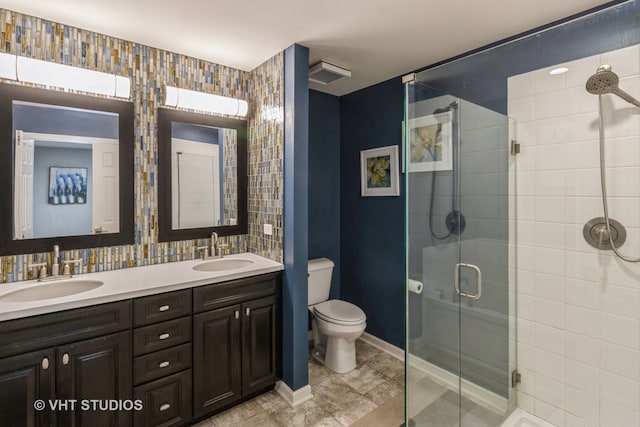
[0,52,16,80]
[163,86,248,117]
[0,52,131,98]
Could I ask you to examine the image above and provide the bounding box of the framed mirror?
[157,108,247,242]
[0,83,134,255]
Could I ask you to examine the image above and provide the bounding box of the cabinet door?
[242,295,280,395]
[193,305,241,418]
[0,348,55,427]
[57,331,132,427]
[133,370,192,427]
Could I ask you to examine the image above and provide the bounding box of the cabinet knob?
[159,403,171,412]
[41,357,49,370]
[234,310,240,320]
[158,333,170,340]
[245,307,251,316]
[159,305,170,312]
[158,361,170,368]
[62,353,70,365]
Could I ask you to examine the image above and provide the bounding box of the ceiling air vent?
[308,61,351,85]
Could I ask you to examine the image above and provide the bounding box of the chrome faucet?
[51,244,60,277]
[211,232,221,258]
[196,232,228,260]
[28,245,82,281]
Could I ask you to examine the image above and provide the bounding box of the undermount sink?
[192,258,254,272]
[0,280,104,302]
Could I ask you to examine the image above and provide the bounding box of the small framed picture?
[407,111,453,172]
[360,145,400,197]
[48,167,88,205]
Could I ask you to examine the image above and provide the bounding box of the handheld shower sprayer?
[584,64,640,263]
[585,64,640,107]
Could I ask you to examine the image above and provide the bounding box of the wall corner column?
[282,43,310,392]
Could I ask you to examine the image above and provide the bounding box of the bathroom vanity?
[0,253,282,427]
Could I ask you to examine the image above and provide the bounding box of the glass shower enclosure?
[404,73,517,426]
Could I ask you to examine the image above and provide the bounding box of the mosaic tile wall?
[0,9,284,283]
[223,128,238,225]
[247,53,284,262]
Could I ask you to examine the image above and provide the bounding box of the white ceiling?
[0,0,617,96]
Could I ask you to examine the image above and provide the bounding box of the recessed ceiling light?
[549,67,569,75]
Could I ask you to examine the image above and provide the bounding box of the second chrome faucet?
[197,232,229,260]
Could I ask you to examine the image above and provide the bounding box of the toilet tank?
[308,258,334,306]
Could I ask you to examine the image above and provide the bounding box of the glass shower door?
[405,76,516,426]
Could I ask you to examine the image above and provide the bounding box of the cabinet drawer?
[193,272,281,313]
[133,343,191,386]
[133,290,191,327]
[0,301,131,359]
[134,370,192,427]
[133,317,191,356]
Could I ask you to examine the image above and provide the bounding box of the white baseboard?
[274,381,313,408]
[360,332,405,361]
[408,354,508,414]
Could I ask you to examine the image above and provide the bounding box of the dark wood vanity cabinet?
[0,271,282,427]
[0,301,132,427]
[193,273,281,419]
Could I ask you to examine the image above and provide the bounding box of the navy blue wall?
[13,103,118,138]
[413,0,640,113]
[308,90,341,299]
[172,122,219,143]
[339,78,405,349]
[282,43,310,392]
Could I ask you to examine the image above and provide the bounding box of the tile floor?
[193,340,405,427]
[405,365,506,427]
[194,339,505,427]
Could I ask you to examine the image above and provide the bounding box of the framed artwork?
[48,167,88,205]
[360,145,400,197]
[407,111,453,172]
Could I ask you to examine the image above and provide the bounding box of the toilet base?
[319,336,357,374]
[311,343,326,365]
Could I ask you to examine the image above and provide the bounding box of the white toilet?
[308,258,367,374]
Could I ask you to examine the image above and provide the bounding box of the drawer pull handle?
[159,305,170,312]
[234,310,240,320]
[42,357,49,370]
[245,307,251,316]
[62,353,70,365]
[159,361,170,368]
[159,333,170,340]
[159,403,171,412]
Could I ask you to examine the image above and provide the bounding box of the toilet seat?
[314,300,366,325]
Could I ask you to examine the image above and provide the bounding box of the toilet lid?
[314,300,366,324]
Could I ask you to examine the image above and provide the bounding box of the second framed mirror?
[157,108,247,241]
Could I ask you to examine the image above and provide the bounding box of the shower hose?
[597,94,640,262]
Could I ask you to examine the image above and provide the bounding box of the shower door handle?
[454,263,482,300]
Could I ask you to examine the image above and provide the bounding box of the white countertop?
[0,252,283,322]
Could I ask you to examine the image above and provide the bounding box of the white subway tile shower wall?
[508,44,640,426]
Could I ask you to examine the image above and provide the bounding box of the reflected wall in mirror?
[0,83,134,255]
[158,108,247,242]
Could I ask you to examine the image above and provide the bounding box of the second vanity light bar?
[163,86,248,117]
[0,52,131,98]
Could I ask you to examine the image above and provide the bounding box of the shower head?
[432,101,458,115]
[585,64,618,94]
[586,65,640,108]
